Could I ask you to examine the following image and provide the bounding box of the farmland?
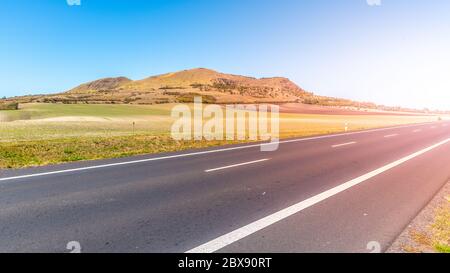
[0,103,440,168]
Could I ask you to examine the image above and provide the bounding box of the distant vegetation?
[177,93,217,103]
[0,102,19,110]
[159,86,186,90]
[302,95,376,108]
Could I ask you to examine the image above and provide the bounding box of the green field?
[0,103,440,169]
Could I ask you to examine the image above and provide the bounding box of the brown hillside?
[7,68,383,110]
[68,77,132,94]
[25,68,311,104]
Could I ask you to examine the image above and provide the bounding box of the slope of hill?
[68,77,132,94]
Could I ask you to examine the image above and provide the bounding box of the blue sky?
[1,0,450,110]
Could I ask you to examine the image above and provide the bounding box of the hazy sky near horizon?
[1,0,449,110]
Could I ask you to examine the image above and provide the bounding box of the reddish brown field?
[278,103,431,116]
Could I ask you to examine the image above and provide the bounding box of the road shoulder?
[387,180,450,253]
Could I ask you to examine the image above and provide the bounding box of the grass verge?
[0,135,247,169]
[431,200,450,253]
[388,182,450,253]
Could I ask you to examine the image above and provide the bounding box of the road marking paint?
[384,134,398,138]
[205,159,270,173]
[430,126,437,129]
[0,122,439,183]
[186,138,450,253]
[331,142,356,148]
[412,129,422,133]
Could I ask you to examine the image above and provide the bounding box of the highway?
[0,121,449,253]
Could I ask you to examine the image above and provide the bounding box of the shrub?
[0,102,19,110]
[177,93,217,103]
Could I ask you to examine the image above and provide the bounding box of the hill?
[47,68,312,104]
[2,68,395,111]
[6,68,317,105]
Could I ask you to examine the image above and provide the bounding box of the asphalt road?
[0,121,449,253]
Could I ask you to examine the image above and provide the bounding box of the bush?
[0,102,19,110]
[177,93,217,103]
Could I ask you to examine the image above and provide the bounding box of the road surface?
[0,121,449,253]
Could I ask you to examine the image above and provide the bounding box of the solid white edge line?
[0,122,443,182]
[186,138,450,253]
[331,141,357,148]
[384,134,399,138]
[205,159,270,173]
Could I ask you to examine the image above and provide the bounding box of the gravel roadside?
[387,180,450,253]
